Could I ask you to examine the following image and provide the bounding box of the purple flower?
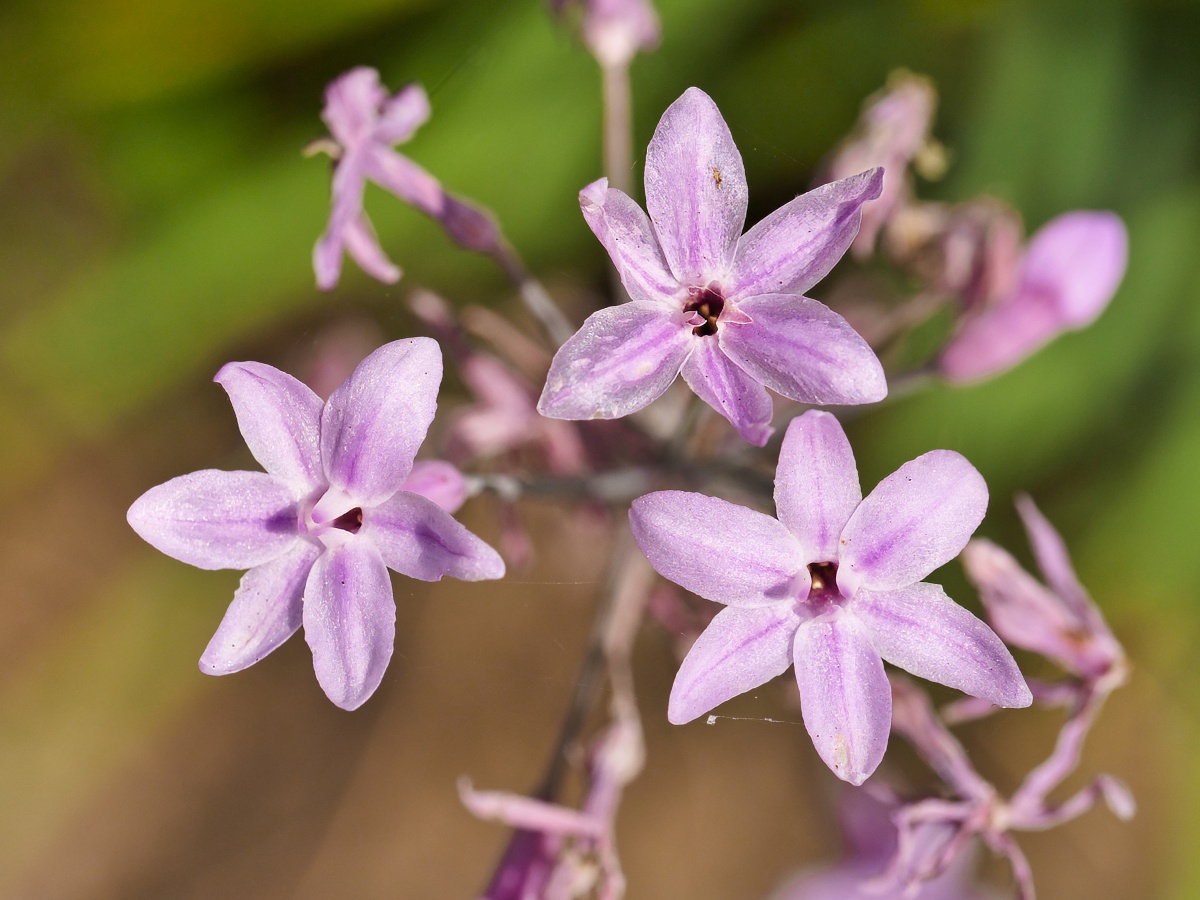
[538,88,888,446]
[313,67,444,291]
[939,211,1128,382]
[629,409,1029,784]
[127,338,505,710]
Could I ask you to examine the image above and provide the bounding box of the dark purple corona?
[684,287,725,336]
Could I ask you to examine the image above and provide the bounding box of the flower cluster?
[826,76,1128,382]
[122,24,1133,897]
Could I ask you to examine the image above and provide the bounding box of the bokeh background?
[0,0,1195,896]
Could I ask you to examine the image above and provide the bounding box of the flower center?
[330,507,364,534]
[684,287,725,337]
[807,561,839,595]
[299,486,365,547]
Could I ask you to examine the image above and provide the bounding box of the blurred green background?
[0,0,1193,896]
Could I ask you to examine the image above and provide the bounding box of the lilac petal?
[630,491,805,607]
[644,87,748,285]
[303,537,396,710]
[579,178,680,304]
[461,782,604,838]
[667,604,798,724]
[837,451,987,597]
[365,491,504,581]
[1020,211,1127,326]
[680,338,774,445]
[853,582,1031,707]
[774,410,862,561]
[313,161,370,291]
[768,866,889,900]
[199,540,321,675]
[940,211,1127,383]
[375,83,431,144]
[341,212,402,285]
[937,290,1063,382]
[214,362,324,493]
[537,302,691,420]
[794,612,890,785]
[729,168,884,299]
[364,149,444,218]
[321,67,387,145]
[462,353,536,413]
[400,460,468,514]
[313,227,346,292]
[960,539,1092,672]
[1014,494,1092,621]
[719,294,887,405]
[321,337,442,507]
[127,470,300,570]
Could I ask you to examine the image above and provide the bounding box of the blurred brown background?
[1,0,1195,897]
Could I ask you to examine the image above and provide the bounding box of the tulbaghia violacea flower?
[962,494,1125,683]
[630,409,1029,783]
[938,211,1127,382]
[127,338,504,710]
[313,67,443,290]
[538,88,887,446]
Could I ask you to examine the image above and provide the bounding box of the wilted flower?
[939,211,1128,382]
[887,674,1133,899]
[127,338,504,710]
[962,494,1125,683]
[768,789,987,900]
[825,71,941,260]
[539,87,887,446]
[883,198,1024,313]
[630,409,1029,783]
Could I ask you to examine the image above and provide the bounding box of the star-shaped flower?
[938,210,1127,382]
[313,67,444,291]
[127,338,505,710]
[538,87,888,446]
[630,409,1029,784]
